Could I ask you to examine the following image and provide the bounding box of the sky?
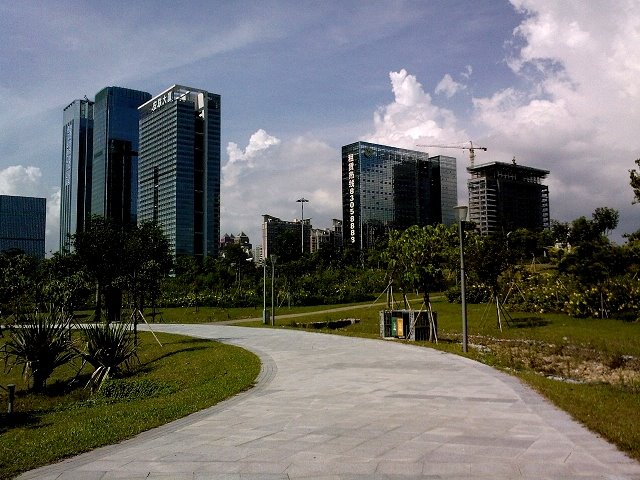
[1,0,638,254]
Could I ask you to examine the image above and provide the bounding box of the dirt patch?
[468,336,640,386]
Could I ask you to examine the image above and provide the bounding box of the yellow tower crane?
[416,141,487,167]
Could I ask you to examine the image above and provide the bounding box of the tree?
[41,252,92,315]
[631,158,640,203]
[383,224,457,308]
[464,231,516,328]
[72,216,127,322]
[0,251,39,317]
[592,207,619,236]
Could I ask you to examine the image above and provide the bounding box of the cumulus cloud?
[221,130,339,246]
[0,165,43,196]
[367,69,467,148]
[435,73,466,98]
[471,0,640,237]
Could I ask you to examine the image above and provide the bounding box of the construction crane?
[416,141,487,167]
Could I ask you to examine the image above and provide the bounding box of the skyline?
[1,0,638,253]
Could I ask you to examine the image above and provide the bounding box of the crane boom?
[416,141,487,167]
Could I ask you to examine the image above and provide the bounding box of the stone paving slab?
[17,324,640,480]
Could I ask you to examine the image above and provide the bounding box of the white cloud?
[221,130,339,247]
[367,69,467,148]
[435,73,466,98]
[469,0,640,238]
[0,165,43,196]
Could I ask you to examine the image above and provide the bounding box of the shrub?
[76,321,138,391]
[2,312,76,392]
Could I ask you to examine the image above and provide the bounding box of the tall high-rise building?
[60,98,93,252]
[467,160,550,235]
[1,195,46,259]
[138,85,221,259]
[91,86,151,225]
[342,141,457,250]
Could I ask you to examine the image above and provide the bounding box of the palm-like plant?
[76,321,138,392]
[2,312,76,392]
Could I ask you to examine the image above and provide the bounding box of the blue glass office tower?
[1,195,46,259]
[342,141,457,250]
[60,98,93,252]
[91,87,151,225]
[138,85,221,259]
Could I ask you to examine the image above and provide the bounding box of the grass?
[0,331,260,480]
[249,295,640,461]
[75,300,380,324]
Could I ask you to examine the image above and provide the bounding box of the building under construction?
[467,160,550,235]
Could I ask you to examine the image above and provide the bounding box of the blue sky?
[1,0,638,253]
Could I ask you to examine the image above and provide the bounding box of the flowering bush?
[501,270,639,319]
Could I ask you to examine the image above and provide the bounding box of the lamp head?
[453,205,468,222]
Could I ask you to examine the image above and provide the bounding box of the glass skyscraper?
[138,85,221,260]
[60,98,93,252]
[342,141,457,250]
[1,195,46,259]
[91,86,151,225]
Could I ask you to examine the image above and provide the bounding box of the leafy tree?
[383,224,457,308]
[0,251,39,317]
[72,216,126,322]
[631,158,640,203]
[592,207,619,236]
[41,252,92,315]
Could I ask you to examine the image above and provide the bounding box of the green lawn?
[0,331,260,480]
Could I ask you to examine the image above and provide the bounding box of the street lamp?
[270,255,277,326]
[454,205,469,353]
[296,198,309,254]
[262,258,268,324]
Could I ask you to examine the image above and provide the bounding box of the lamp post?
[454,205,469,353]
[270,255,276,326]
[263,258,267,324]
[296,198,309,254]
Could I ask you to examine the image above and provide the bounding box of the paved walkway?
[19,325,640,480]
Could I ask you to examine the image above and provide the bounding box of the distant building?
[1,195,46,259]
[220,232,253,257]
[342,141,457,250]
[60,98,93,252]
[261,214,311,260]
[91,86,151,225]
[467,160,550,235]
[310,219,343,254]
[138,85,221,260]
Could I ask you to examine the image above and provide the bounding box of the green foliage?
[631,158,640,204]
[0,252,39,316]
[384,224,457,303]
[76,321,138,391]
[2,312,75,392]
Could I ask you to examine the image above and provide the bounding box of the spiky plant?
[2,312,76,392]
[77,321,138,392]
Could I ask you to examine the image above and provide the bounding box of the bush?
[76,321,138,391]
[2,312,76,392]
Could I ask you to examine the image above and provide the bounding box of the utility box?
[380,310,437,341]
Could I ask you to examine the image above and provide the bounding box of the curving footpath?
[20,325,640,480]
